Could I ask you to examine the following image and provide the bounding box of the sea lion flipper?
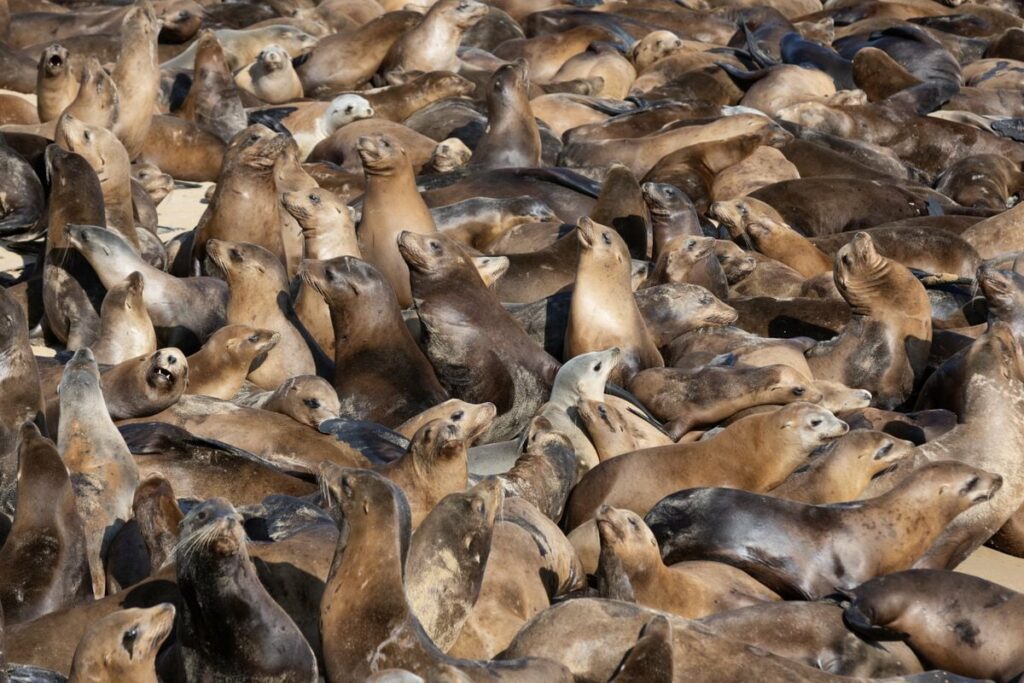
[841,602,910,641]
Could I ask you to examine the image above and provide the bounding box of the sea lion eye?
[593,362,602,372]
[248,334,260,342]
[628,518,639,529]
[842,255,852,267]
[602,233,612,246]
[83,130,92,142]
[230,248,242,261]
[249,134,260,142]
[451,410,464,421]
[345,106,352,113]
[792,387,805,396]
[122,627,138,654]
[810,418,822,427]
[430,241,441,253]
[303,398,321,409]
[308,193,320,204]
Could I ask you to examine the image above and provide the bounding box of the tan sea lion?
[92,272,157,366]
[277,94,375,160]
[95,348,188,421]
[184,325,279,399]
[381,0,488,77]
[576,398,672,461]
[36,44,77,122]
[110,1,159,159]
[234,44,302,104]
[67,604,174,682]
[178,31,247,144]
[469,60,541,170]
[63,57,119,130]
[238,375,340,428]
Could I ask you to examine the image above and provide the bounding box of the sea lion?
[64,223,228,351]
[740,218,833,277]
[206,239,316,390]
[178,31,248,144]
[104,473,181,589]
[36,44,78,122]
[377,402,496,528]
[0,286,45,495]
[565,402,848,529]
[843,570,1024,682]
[0,133,45,241]
[400,231,560,441]
[175,498,318,682]
[185,325,279,399]
[381,0,488,77]
[647,460,1002,599]
[644,235,729,299]
[63,57,119,131]
[470,60,542,170]
[235,44,302,104]
[576,398,672,461]
[110,1,159,159]
[162,24,319,72]
[138,115,226,183]
[57,348,140,598]
[193,125,288,272]
[566,217,662,385]
[301,256,447,427]
[236,375,340,428]
[359,71,474,122]
[92,272,157,366]
[935,153,1024,210]
[596,505,779,619]
[496,415,578,520]
[629,363,820,439]
[276,95,375,160]
[806,232,932,409]
[95,348,188,421]
[55,113,138,250]
[318,465,571,681]
[358,133,438,308]
[68,604,175,682]
[0,422,91,625]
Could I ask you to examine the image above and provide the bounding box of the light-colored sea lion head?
[206,238,285,288]
[261,25,319,57]
[774,401,849,449]
[817,429,915,471]
[54,111,126,176]
[659,235,716,281]
[713,240,756,283]
[58,346,102,396]
[834,232,892,311]
[356,133,406,174]
[430,138,472,173]
[267,375,341,427]
[630,30,685,70]
[641,182,692,216]
[554,348,621,400]
[397,231,470,279]
[917,461,1003,508]
[436,0,489,29]
[39,43,71,78]
[813,380,872,413]
[965,320,1024,384]
[257,44,291,72]
[106,270,145,312]
[68,604,176,682]
[324,94,375,133]
[708,197,786,237]
[410,403,497,467]
[471,255,509,288]
[123,0,160,41]
[132,162,175,204]
[577,216,628,266]
[144,348,188,394]
[596,505,659,572]
[218,325,280,364]
[318,464,410,532]
[424,71,476,98]
[759,364,823,405]
[281,187,351,229]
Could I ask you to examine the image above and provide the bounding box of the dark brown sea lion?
[400,231,560,441]
[0,422,91,625]
[0,286,45,497]
[301,256,447,427]
[68,603,175,682]
[843,569,1024,682]
[175,498,318,682]
[647,460,1002,599]
[470,60,541,170]
[935,153,1024,210]
[0,133,45,241]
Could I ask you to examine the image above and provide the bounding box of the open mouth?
[153,366,173,383]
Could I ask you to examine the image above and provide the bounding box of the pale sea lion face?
[258,44,290,72]
[777,402,849,449]
[145,348,188,394]
[576,217,628,265]
[326,95,374,132]
[40,44,70,78]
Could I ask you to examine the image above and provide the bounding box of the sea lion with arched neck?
[0,422,92,625]
[400,231,560,442]
[470,60,542,170]
[110,1,159,160]
[358,133,438,308]
[381,0,488,77]
[566,217,662,386]
[302,256,447,427]
[806,232,932,409]
[36,44,77,123]
[92,272,157,366]
[185,325,279,399]
[63,57,119,131]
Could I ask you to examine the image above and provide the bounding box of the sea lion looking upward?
[179,30,248,144]
[110,1,159,159]
[36,44,77,122]
[566,217,662,386]
[64,58,119,131]
[358,134,437,308]
[381,0,488,77]
[470,60,542,170]
[92,272,157,366]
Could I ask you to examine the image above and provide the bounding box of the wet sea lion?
[0,422,91,625]
[92,272,157,366]
[57,348,140,598]
[566,217,661,385]
[110,1,159,159]
[68,604,175,682]
[647,460,1002,599]
[185,325,279,399]
[235,44,302,104]
[470,60,542,170]
[302,256,447,427]
[0,134,45,241]
[565,402,848,529]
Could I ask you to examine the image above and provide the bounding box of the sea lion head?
[301,255,393,308]
[965,320,1024,384]
[472,255,508,288]
[39,44,71,78]
[762,364,822,404]
[430,138,472,173]
[834,232,889,309]
[919,461,1003,509]
[708,197,782,237]
[268,375,341,428]
[687,285,739,327]
[503,196,558,223]
[226,124,289,171]
[206,238,285,286]
[59,347,102,396]
[595,505,659,571]
[641,182,693,217]
[356,134,405,175]
[123,0,160,40]
[133,473,183,571]
[821,430,915,474]
[105,271,146,315]
[318,464,411,537]
[577,216,628,265]
[133,162,175,205]
[776,401,848,449]
[977,264,1024,325]
[425,71,476,98]
[813,380,872,413]
[658,235,716,282]
[144,348,188,395]
[65,223,132,261]
[54,112,121,174]
[713,240,756,284]
[158,1,203,43]
[398,231,472,280]
[177,497,246,563]
[257,44,291,73]
[324,95,374,132]
[488,59,530,107]
[555,348,621,400]
[69,604,176,681]
[630,30,685,71]
[263,24,319,57]
[745,219,794,249]
[0,286,26,344]
[412,403,496,466]
[281,187,351,229]
[438,0,489,29]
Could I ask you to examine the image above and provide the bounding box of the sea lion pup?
[628,363,821,439]
[428,137,472,173]
[400,231,560,441]
[406,479,502,651]
[64,224,227,351]
[566,217,662,386]
[132,162,173,206]
[92,272,157,365]
[36,44,78,122]
[206,239,315,390]
[185,325,279,399]
[235,44,302,104]
[377,402,496,528]
[469,60,541,170]
[318,465,572,681]
[42,145,106,350]
[279,94,375,159]
[843,570,1024,682]
[564,402,848,530]
[192,125,288,273]
[806,232,932,409]
[768,430,915,504]
[175,498,318,683]
[577,398,672,461]
[596,506,779,619]
[647,460,1002,600]
[57,348,140,599]
[110,1,159,159]
[643,235,728,298]
[358,133,438,308]
[0,423,92,625]
[381,0,488,77]
[302,256,447,427]
[531,347,620,475]
[177,31,247,144]
[68,603,174,683]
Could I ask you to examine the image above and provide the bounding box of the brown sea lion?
[178,30,248,144]
[234,44,302,104]
[67,604,174,682]
[36,44,77,122]
[92,272,157,366]
[139,115,226,183]
[382,0,488,77]
[0,287,45,497]
[185,325,279,399]
[470,60,542,170]
[63,57,118,130]
[576,398,672,462]
[935,153,1024,210]
[110,1,159,159]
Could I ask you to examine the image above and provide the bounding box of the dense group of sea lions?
[0,0,1023,679]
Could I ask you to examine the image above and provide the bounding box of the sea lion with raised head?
[92,272,157,366]
[36,44,77,122]
[97,348,189,421]
[235,44,303,104]
[381,0,488,77]
[178,30,247,144]
[0,287,45,495]
[185,325,279,399]
[110,1,159,159]
[470,60,542,170]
